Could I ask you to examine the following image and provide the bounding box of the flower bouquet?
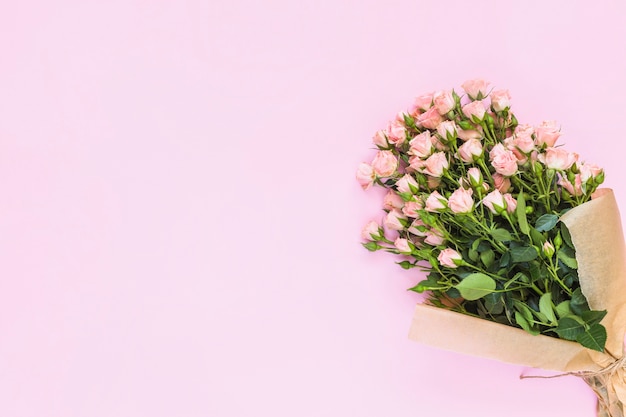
[357,80,626,417]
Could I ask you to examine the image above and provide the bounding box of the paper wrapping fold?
[408,189,626,416]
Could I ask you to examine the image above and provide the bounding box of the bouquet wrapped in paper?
[357,80,626,417]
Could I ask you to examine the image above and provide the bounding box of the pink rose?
[411,93,434,114]
[383,190,404,211]
[437,248,463,268]
[578,162,603,182]
[425,191,448,212]
[503,193,517,213]
[462,101,486,122]
[514,124,534,138]
[424,228,445,246]
[394,237,413,254]
[457,139,483,163]
[559,174,583,196]
[396,174,419,194]
[371,150,398,177]
[384,210,407,231]
[372,130,389,148]
[437,121,458,141]
[356,163,375,190]
[510,133,535,154]
[467,167,483,187]
[493,173,511,193]
[458,128,483,141]
[417,107,444,129]
[361,221,381,240]
[462,79,490,100]
[541,147,578,170]
[489,144,518,176]
[535,120,561,147]
[448,187,474,214]
[422,152,449,177]
[402,200,422,217]
[482,189,506,214]
[409,131,434,158]
[386,121,407,145]
[490,89,511,112]
[433,90,456,115]
[409,155,426,171]
[408,218,427,236]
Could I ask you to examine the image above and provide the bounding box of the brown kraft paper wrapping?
[408,189,626,417]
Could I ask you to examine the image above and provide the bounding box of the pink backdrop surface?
[1,1,625,416]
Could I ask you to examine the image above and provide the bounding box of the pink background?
[1,1,625,416]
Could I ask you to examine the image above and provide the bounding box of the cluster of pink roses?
[357,79,604,262]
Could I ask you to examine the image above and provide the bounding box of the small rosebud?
[554,233,563,250]
[542,241,555,258]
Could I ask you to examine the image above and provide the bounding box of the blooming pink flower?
[384,210,407,231]
[492,173,511,193]
[437,121,458,141]
[361,221,381,240]
[371,150,398,177]
[438,248,463,268]
[489,144,518,176]
[433,90,456,115]
[396,174,419,194]
[402,200,422,217]
[490,89,511,112]
[467,167,483,187]
[409,156,426,171]
[383,190,404,210]
[535,120,561,147]
[408,218,428,236]
[425,191,448,212]
[510,133,535,154]
[559,174,584,196]
[578,162,603,182]
[462,79,490,100]
[410,93,434,114]
[386,121,407,145]
[462,101,486,122]
[356,163,375,190]
[482,189,506,214]
[457,139,483,163]
[458,128,482,141]
[514,124,534,139]
[372,130,389,148]
[541,147,578,170]
[424,228,445,246]
[408,131,434,158]
[448,187,474,213]
[394,237,413,254]
[422,152,449,177]
[418,107,444,129]
[503,193,517,213]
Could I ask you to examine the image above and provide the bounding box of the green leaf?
[499,252,511,268]
[491,228,513,242]
[513,300,534,322]
[510,246,538,263]
[570,288,590,315]
[516,192,530,235]
[535,214,559,232]
[480,249,495,268]
[576,323,607,352]
[555,300,572,319]
[555,317,585,340]
[539,292,557,325]
[455,273,497,301]
[529,227,546,246]
[560,223,574,249]
[558,247,578,269]
[515,312,539,335]
[468,248,479,262]
[581,310,607,327]
[484,293,504,314]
